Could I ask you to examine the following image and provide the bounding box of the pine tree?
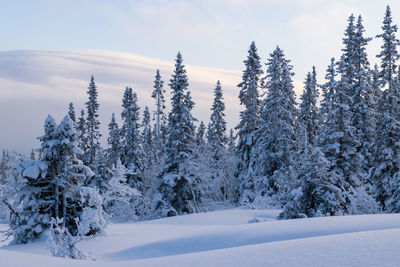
[298,67,319,147]
[76,109,87,154]
[155,52,198,216]
[227,129,236,154]
[120,87,144,191]
[376,5,400,91]
[8,115,105,244]
[84,76,102,167]
[348,15,375,175]
[197,121,206,147]
[320,58,337,125]
[249,46,298,204]
[371,71,400,210]
[208,80,227,160]
[68,102,76,123]
[106,113,121,167]
[318,57,365,214]
[151,69,167,148]
[142,106,153,167]
[103,159,142,221]
[235,41,263,202]
[280,145,342,219]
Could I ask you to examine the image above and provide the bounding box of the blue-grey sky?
[1,0,399,153]
[2,1,399,73]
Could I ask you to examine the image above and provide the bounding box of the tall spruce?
[151,69,167,151]
[120,87,144,191]
[85,76,101,167]
[319,57,364,214]
[249,46,298,204]
[376,5,400,90]
[106,113,121,167]
[76,109,87,154]
[208,80,227,160]
[235,41,263,202]
[298,67,319,147]
[142,106,153,167]
[68,102,76,123]
[155,52,198,216]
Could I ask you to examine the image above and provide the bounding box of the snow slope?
[1,208,400,266]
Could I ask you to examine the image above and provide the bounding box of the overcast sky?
[1,0,399,153]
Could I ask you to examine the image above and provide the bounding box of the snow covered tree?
[84,76,102,167]
[320,58,336,126]
[120,87,144,192]
[298,67,319,147]
[7,115,105,244]
[151,69,167,151]
[208,80,227,160]
[103,159,142,221]
[235,41,263,202]
[376,5,400,91]
[346,16,376,176]
[248,46,298,206]
[155,52,199,217]
[280,141,342,219]
[227,129,236,155]
[197,121,206,147]
[0,150,24,223]
[76,109,87,154]
[68,102,76,123]
[142,106,153,167]
[318,57,371,214]
[106,113,121,167]
[371,71,400,210]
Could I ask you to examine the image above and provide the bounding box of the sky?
[1,0,399,153]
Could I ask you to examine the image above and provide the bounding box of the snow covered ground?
[1,208,400,266]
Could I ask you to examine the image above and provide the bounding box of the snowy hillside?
[1,208,400,266]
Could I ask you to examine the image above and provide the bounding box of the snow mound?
[1,209,400,266]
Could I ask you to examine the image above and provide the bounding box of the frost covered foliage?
[280,147,342,219]
[0,150,24,223]
[103,160,145,221]
[7,115,105,244]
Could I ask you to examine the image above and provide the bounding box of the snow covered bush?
[7,115,106,244]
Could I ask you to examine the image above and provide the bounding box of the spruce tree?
[197,121,206,147]
[155,52,198,216]
[319,57,365,213]
[85,76,101,167]
[348,15,375,175]
[106,113,121,167]
[235,41,263,202]
[76,109,87,154]
[142,106,153,168]
[298,68,319,147]
[208,80,227,161]
[376,5,400,91]
[68,102,76,123]
[120,87,144,191]
[249,46,298,204]
[9,115,105,244]
[151,69,167,148]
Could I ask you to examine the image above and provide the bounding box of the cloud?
[0,50,242,153]
[0,50,304,154]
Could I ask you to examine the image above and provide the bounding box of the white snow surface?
[1,208,400,266]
